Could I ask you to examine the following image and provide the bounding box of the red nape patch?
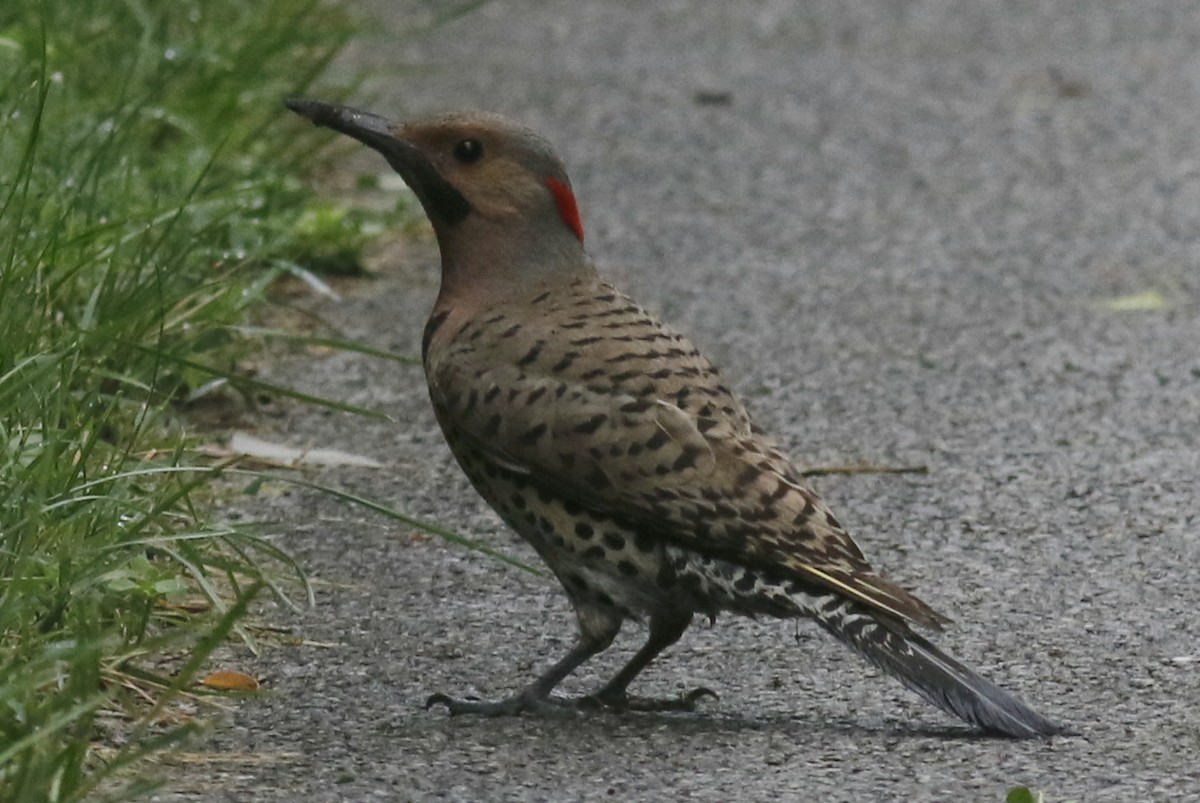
[545,177,584,243]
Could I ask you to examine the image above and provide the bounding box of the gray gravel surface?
[154,2,1200,800]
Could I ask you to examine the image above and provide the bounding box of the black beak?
[285,98,471,226]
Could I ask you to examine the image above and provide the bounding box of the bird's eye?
[452,138,484,163]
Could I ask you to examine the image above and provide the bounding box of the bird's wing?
[429,358,947,629]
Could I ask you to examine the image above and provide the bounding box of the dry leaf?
[200,670,260,691]
[164,597,212,613]
[1098,290,1170,312]
[229,432,383,468]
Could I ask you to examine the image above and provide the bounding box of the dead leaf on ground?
[200,670,260,691]
[227,431,384,468]
[160,597,212,613]
[1097,290,1171,312]
[166,750,301,766]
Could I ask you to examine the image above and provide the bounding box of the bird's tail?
[812,595,1064,738]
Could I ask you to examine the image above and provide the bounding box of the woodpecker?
[286,98,1063,738]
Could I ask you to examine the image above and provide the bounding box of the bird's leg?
[585,610,716,712]
[426,607,620,717]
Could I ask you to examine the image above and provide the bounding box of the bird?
[285,97,1064,738]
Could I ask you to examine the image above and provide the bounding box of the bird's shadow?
[578,709,1030,742]
[403,699,1075,743]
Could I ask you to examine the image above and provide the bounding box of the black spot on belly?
[645,430,670,450]
[585,466,611,489]
[481,414,501,438]
[552,352,580,372]
[519,422,548,445]
[617,560,638,577]
[602,532,626,550]
[516,342,544,367]
[574,414,608,434]
[672,452,697,471]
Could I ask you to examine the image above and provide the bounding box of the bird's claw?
[582,686,718,713]
[682,686,719,706]
[425,686,717,716]
[424,692,467,711]
[424,690,575,718]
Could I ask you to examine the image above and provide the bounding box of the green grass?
[0,0,364,798]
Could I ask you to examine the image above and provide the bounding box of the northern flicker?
[286,98,1064,738]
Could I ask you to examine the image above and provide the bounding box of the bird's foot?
[581,686,718,713]
[425,688,576,718]
[426,685,718,717]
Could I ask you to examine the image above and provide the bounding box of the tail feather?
[814,596,1064,738]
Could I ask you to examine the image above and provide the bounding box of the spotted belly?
[455,452,679,618]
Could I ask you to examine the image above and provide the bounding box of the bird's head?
[286,99,591,300]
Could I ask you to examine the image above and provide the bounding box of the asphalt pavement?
[153,2,1200,800]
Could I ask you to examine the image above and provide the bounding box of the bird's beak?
[285,98,471,226]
